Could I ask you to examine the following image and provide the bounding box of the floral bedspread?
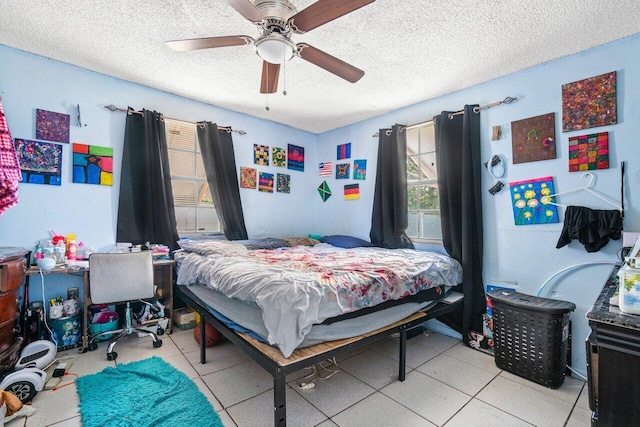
[176,241,462,357]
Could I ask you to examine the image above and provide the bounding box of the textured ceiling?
[1,1,639,134]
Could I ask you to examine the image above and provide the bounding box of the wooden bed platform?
[176,285,463,426]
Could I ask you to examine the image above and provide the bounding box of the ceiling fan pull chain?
[283,53,288,96]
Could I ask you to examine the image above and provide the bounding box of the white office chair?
[83,251,162,360]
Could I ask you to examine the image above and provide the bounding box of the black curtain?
[196,122,248,241]
[370,124,414,249]
[117,109,179,251]
[434,105,485,345]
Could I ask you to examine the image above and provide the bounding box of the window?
[406,125,442,243]
[165,119,221,235]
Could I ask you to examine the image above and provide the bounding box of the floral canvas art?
[509,176,559,225]
[272,147,286,167]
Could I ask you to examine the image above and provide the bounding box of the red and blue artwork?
[287,144,304,172]
[509,176,559,225]
[259,172,274,193]
[15,138,62,185]
[337,142,351,160]
[335,163,350,179]
[562,71,617,132]
[36,109,70,143]
[568,132,609,172]
[72,143,113,185]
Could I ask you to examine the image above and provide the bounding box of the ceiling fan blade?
[288,0,375,33]
[297,43,364,83]
[166,35,253,52]
[260,61,280,94]
[228,0,264,24]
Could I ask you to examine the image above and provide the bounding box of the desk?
[25,258,174,350]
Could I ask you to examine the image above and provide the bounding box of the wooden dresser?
[0,246,27,373]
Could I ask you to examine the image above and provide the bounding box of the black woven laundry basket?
[487,290,576,389]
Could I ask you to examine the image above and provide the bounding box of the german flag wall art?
[344,184,360,201]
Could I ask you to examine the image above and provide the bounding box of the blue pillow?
[320,235,374,248]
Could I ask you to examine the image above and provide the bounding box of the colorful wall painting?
[335,163,350,179]
[568,132,609,172]
[344,184,360,200]
[254,144,269,166]
[258,172,274,193]
[337,142,351,160]
[511,112,556,164]
[240,167,257,189]
[318,181,331,202]
[353,159,367,180]
[287,144,304,172]
[318,161,333,177]
[36,109,70,143]
[15,138,62,185]
[562,71,617,132]
[509,176,559,225]
[72,143,113,185]
[276,173,290,193]
[272,147,286,167]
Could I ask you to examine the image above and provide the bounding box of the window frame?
[164,118,221,237]
[406,124,442,245]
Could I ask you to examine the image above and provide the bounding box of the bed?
[174,237,464,426]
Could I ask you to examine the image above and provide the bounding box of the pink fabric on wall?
[0,95,21,215]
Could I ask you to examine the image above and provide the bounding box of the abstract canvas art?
[317,181,331,202]
[335,163,350,179]
[72,143,113,185]
[353,159,367,180]
[240,167,257,189]
[509,176,559,225]
[276,173,290,193]
[15,138,62,185]
[287,144,304,172]
[344,184,360,200]
[511,113,556,164]
[568,132,609,172]
[562,71,617,132]
[337,142,351,160]
[272,147,286,167]
[36,109,70,143]
[259,172,274,193]
[254,144,269,166]
[318,161,332,177]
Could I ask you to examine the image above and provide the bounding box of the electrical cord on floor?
[40,269,57,347]
[51,372,78,391]
[566,365,587,381]
[296,358,340,390]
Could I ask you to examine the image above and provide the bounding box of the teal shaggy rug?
[76,356,222,427]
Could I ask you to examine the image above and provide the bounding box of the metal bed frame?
[176,285,463,426]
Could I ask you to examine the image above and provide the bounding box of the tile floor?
[7,327,591,426]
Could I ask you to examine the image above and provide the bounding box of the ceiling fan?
[166,0,375,94]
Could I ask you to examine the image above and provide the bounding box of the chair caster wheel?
[153,339,163,348]
[88,342,98,352]
[107,351,117,361]
[157,327,165,336]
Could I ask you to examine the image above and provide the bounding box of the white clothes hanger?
[542,172,622,211]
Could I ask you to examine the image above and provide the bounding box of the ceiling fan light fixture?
[255,34,296,64]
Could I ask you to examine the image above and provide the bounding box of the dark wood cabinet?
[586,264,640,426]
[0,247,27,373]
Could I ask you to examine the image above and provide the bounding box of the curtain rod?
[103,105,247,135]
[372,96,518,137]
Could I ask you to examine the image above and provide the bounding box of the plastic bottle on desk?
[76,242,85,260]
[54,240,66,264]
[67,240,77,261]
[32,242,43,265]
[43,240,55,260]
